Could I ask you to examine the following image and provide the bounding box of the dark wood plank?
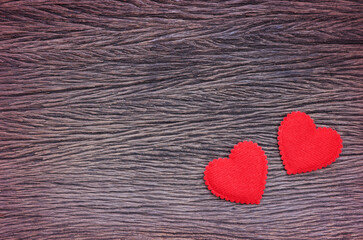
[0,0,362,239]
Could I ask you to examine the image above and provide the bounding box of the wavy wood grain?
[0,0,362,239]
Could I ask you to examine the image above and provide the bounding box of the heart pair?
[204,112,343,204]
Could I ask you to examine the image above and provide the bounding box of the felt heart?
[204,141,268,204]
[278,111,343,174]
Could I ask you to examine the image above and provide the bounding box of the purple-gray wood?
[0,0,362,239]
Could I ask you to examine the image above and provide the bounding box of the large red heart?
[278,112,343,174]
[204,141,268,204]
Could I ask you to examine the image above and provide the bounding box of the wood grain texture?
[0,0,363,239]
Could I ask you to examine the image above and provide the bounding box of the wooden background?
[0,0,362,239]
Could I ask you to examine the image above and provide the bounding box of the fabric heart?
[278,111,343,174]
[204,141,268,204]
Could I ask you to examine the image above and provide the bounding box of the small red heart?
[204,141,268,204]
[278,112,343,174]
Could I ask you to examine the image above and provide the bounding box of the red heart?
[278,112,343,174]
[204,141,268,204]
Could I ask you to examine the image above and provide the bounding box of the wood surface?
[0,0,363,239]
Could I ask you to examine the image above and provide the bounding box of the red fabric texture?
[204,141,268,204]
[278,111,343,175]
